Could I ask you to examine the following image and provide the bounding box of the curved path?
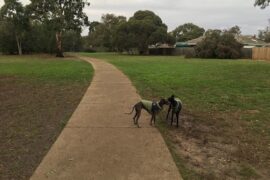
[31,57,182,180]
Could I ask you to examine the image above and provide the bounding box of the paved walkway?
[31,57,182,180]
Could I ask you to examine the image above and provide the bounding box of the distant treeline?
[0,22,82,54]
[0,0,269,58]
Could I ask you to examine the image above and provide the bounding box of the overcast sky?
[0,0,269,35]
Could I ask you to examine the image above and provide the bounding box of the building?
[176,35,268,48]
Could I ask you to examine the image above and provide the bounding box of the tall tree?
[27,0,90,57]
[89,21,100,35]
[258,27,270,42]
[255,0,270,8]
[87,14,127,51]
[0,20,17,54]
[101,14,126,51]
[0,0,29,55]
[228,25,241,35]
[172,23,205,42]
[126,10,168,54]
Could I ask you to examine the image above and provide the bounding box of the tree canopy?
[27,0,90,57]
[126,10,168,54]
[255,0,270,8]
[258,27,270,42]
[87,11,170,54]
[172,23,205,42]
[0,0,29,55]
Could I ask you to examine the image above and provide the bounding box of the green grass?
[0,55,93,180]
[81,53,270,121]
[0,55,92,83]
[81,53,270,179]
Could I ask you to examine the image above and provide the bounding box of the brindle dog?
[166,95,182,127]
[127,99,168,128]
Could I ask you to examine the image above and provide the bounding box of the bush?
[196,29,243,59]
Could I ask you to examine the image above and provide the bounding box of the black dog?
[166,95,182,127]
[128,99,168,128]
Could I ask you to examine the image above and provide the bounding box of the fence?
[252,47,270,61]
[172,47,196,57]
[241,48,252,59]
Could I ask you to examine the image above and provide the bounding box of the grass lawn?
[0,55,93,180]
[82,53,270,179]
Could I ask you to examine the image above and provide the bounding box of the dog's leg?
[133,111,138,124]
[153,114,156,125]
[176,112,180,128]
[166,105,172,121]
[171,112,174,126]
[136,111,141,128]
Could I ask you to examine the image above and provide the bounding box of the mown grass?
[0,55,92,83]
[0,55,93,180]
[82,53,270,179]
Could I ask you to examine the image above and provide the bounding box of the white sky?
[1,0,269,35]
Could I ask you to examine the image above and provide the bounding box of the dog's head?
[167,95,175,103]
[160,98,169,105]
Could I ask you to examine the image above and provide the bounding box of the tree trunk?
[15,35,22,55]
[56,31,64,57]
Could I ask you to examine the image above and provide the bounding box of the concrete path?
[31,57,182,180]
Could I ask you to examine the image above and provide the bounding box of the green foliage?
[228,25,241,35]
[0,1,85,55]
[0,0,29,55]
[128,10,168,54]
[0,21,17,54]
[196,29,243,59]
[85,11,169,54]
[255,0,270,8]
[27,0,90,56]
[258,27,270,42]
[27,0,90,32]
[88,21,100,35]
[62,30,82,52]
[172,23,205,42]
[115,10,168,54]
[86,14,127,51]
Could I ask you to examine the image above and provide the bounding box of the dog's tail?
[125,106,135,115]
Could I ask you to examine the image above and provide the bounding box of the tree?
[172,23,205,42]
[0,0,29,55]
[125,10,168,54]
[258,27,270,42]
[27,0,90,57]
[0,20,17,54]
[196,29,243,59]
[89,21,100,35]
[255,0,270,8]
[86,14,127,51]
[101,14,126,51]
[62,30,82,52]
[228,25,241,35]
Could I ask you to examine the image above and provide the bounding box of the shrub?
[196,29,243,59]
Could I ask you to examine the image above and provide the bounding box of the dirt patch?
[160,109,270,179]
[0,76,89,180]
